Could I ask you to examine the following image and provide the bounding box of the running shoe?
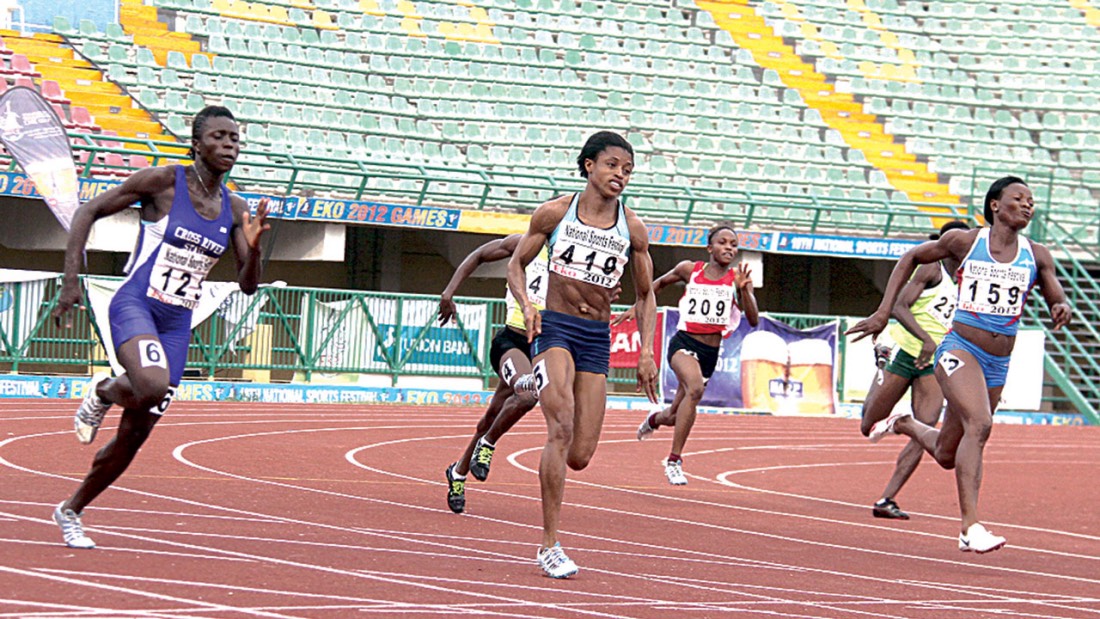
[469,436,495,481]
[74,372,111,445]
[868,410,912,443]
[512,374,538,397]
[536,543,578,579]
[445,463,466,514]
[52,502,95,549]
[874,343,892,369]
[636,414,656,441]
[959,523,1006,554]
[664,459,687,485]
[872,498,910,520]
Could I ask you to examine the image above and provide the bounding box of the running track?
[1,399,1098,618]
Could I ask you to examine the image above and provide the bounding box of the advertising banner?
[609,309,665,370]
[661,311,839,415]
[301,296,487,374]
[0,87,80,230]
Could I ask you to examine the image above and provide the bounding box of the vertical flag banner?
[0,87,81,231]
[661,311,839,415]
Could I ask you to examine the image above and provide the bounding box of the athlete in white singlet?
[508,131,657,579]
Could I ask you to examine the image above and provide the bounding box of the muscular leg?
[880,373,943,500]
[566,371,608,471]
[453,380,509,477]
[98,337,174,411]
[454,349,537,476]
[65,336,171,513]
[666,353,705,457]
[65,407,160,513]
[535,348,576,550]
[934,350,997,531]
[860,369,912,437]
[483,349,538,445]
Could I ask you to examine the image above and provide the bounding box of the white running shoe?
[512,374,538,398]
[868,410,912,443]
[53,502,95,549]
[636,414,656,441]
[74,373,111,445]
[665,460,687,485]
[959,523,1006,554]
[537,543,578,579]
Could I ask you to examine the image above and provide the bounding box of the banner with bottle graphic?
[660,310,839,415]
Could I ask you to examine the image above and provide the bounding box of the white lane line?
[0,565,302,619]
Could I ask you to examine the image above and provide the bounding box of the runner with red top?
[619,222,758,485]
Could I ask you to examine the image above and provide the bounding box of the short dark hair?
[576,131,633,178]
[983,176,1027,224]
[929,219,970,240]
[707,221,737,245]
[189,105,236,158]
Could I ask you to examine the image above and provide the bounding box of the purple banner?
[661,311,839,415]
[0,87,80,230]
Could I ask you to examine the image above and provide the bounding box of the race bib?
[680,283,734,326]
[505,253,549,309]
[957,261,1030,317]
[548,221,628,289]
[927,290,957,329]
[146,244,216,309]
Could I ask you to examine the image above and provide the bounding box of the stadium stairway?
[118,0,209,67]
[2,30,167,141]
[694,0,958,212]
[1068,0,1100,28]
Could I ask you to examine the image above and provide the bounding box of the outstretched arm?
[1031,242,1071,330]
[508,201,565,342]
[846,230,971,341]
[891,262,941,368]
[626,210,658,403]
[611,260,693,325]
[232,196,270,295]
[53,167,172,327]
[439,234,521,325]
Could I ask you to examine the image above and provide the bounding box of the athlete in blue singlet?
[49,106,270,549]
[508,131,658,578]
[848,176,1071,554]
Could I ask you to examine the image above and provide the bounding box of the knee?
[130,377,170,412]
[567,453,592,471]
[683,382,706,403]
[546,419,574,448]
[859,414,873,437]
[515,392,539,411]
[969,418,993,444]
[934,451,956,470]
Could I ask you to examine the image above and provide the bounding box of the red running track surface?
[0,399,1098,618]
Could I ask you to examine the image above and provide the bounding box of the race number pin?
[938,351,964,377]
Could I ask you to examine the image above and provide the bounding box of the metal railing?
[51,131,986,236]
